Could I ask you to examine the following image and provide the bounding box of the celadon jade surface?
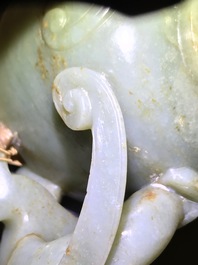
[0,0,197,264]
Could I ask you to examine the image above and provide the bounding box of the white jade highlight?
[56,87,92,130]
[159,167,198,202]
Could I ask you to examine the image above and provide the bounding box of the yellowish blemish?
[51,53,67,77]
[178,115,186,127]
[151,98,157,104]
[52,54,67,69]
[129,90,133,95]
[175,115,186,132]
[12,208,21,215]
[66,246,71,256]
[35,48,49,80]
[42,20,48,29]
[143,65,151,74]
[137,99,143,109]
[52,83,60,95]
[143,190,157,201]
[133,146,141,153]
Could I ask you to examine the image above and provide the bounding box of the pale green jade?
[52,67,198,265]
[0,0,198,192]
[0,0,198,264]
[17,166,62,201]
[0,160,77,265]
[0,67,127,265]
[52,67,127,265]
[106,184,184,265]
